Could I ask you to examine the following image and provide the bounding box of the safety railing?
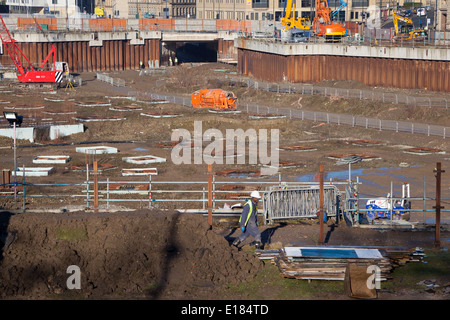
[96,73,126,87]
[126,86,450,140]
[1,177,448,226]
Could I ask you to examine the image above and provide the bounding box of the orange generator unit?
[191,89,237,110]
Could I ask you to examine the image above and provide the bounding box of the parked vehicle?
[417,7,426,16]
[402,9,412,17]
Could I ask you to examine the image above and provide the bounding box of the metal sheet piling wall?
[10,39,162,73]
[238,48,450,92]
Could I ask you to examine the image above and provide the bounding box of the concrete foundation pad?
[74,116,126,122]
[75,101,112,107]
[121,168,158,176]
[122,155,166,164]
[76,146,118,154]
[140,112,182,118]
[109,106,143,111]
[15,167,55,177]
[0,127,35,142]
[33,156,71,164]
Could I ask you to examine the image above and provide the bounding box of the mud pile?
[0,210,262,299]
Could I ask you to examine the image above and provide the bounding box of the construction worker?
[232,191,263,249]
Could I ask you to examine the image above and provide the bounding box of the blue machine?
[365,183,411,221]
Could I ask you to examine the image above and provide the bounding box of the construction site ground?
[0,63,449,302]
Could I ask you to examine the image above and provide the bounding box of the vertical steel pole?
[423,175,426,224]
[22,164,25,212]
[13,121,17,209]
[208,164,213,227]
[94,160,98,213]
[86,163,89,209]
[148,175,152,209]
[319,164,324,245]
[107,177,110,211]
[433,163,445,249]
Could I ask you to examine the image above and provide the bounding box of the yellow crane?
[392,12,427,40]
[281,0,311,31]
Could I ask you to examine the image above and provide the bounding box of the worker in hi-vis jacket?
[233,191,263,249]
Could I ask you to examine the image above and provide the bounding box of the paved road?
[383,8,435,29]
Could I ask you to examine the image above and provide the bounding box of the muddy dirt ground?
[0,63,449,302]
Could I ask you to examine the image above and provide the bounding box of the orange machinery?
[312,0,346,41]
[191,89,237,110]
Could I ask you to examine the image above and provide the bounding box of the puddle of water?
[296,166,418,183]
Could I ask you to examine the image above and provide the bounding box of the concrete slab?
[33,156,71,164]
[121,168,158,176]
[76,146,118,154]
[109,106,143,111]
[50,124,84,140]
[122,155,166,164]
[0,124,84,143]
[15,167,55,177]
[74,116,126,122]
[403,147,446,155]
[75,101,112,107]
[140,112,182,118]
[0,127,35,142]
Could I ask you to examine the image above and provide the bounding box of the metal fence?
[223,78,450,109]
[127,84,450,139]
[263,186,341,224]
[2,177,448,226]
[96,73,126,87]
[4,13,450,48]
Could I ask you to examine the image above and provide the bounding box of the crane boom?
[330,0,347,19]
[0,15,34,78]
[392,12,427,40]
[281,0,311,31]
[0,14,64,83]
[312,0,346,40]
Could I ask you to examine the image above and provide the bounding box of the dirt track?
[0,63,449,300]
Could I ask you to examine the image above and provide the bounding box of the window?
[252,0,269,8]
[352,0,369,7]
[301,0,311,7]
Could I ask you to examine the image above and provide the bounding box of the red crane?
[0,14,65,83]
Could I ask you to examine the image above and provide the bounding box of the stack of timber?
[256,246,424,281]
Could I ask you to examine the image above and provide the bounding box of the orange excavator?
[312,0,346,41]
[191,89,237,110]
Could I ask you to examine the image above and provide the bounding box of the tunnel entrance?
[162,41,218,65]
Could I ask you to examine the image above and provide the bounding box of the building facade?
[97,0,195,19]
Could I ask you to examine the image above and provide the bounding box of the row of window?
[197,9,371,21]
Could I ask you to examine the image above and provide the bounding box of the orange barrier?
[139,18,175,31]
[18,18,57,31]
[216,20,251,32]
[88,19,127,31]
[344,21,360,36]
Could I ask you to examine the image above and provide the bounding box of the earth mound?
[0,210,262,299]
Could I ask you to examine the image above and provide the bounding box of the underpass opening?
[162,41,218,64]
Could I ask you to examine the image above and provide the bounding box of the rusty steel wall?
[238,48,450,92]
[218,39,236,57]
[2,39,161,73]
